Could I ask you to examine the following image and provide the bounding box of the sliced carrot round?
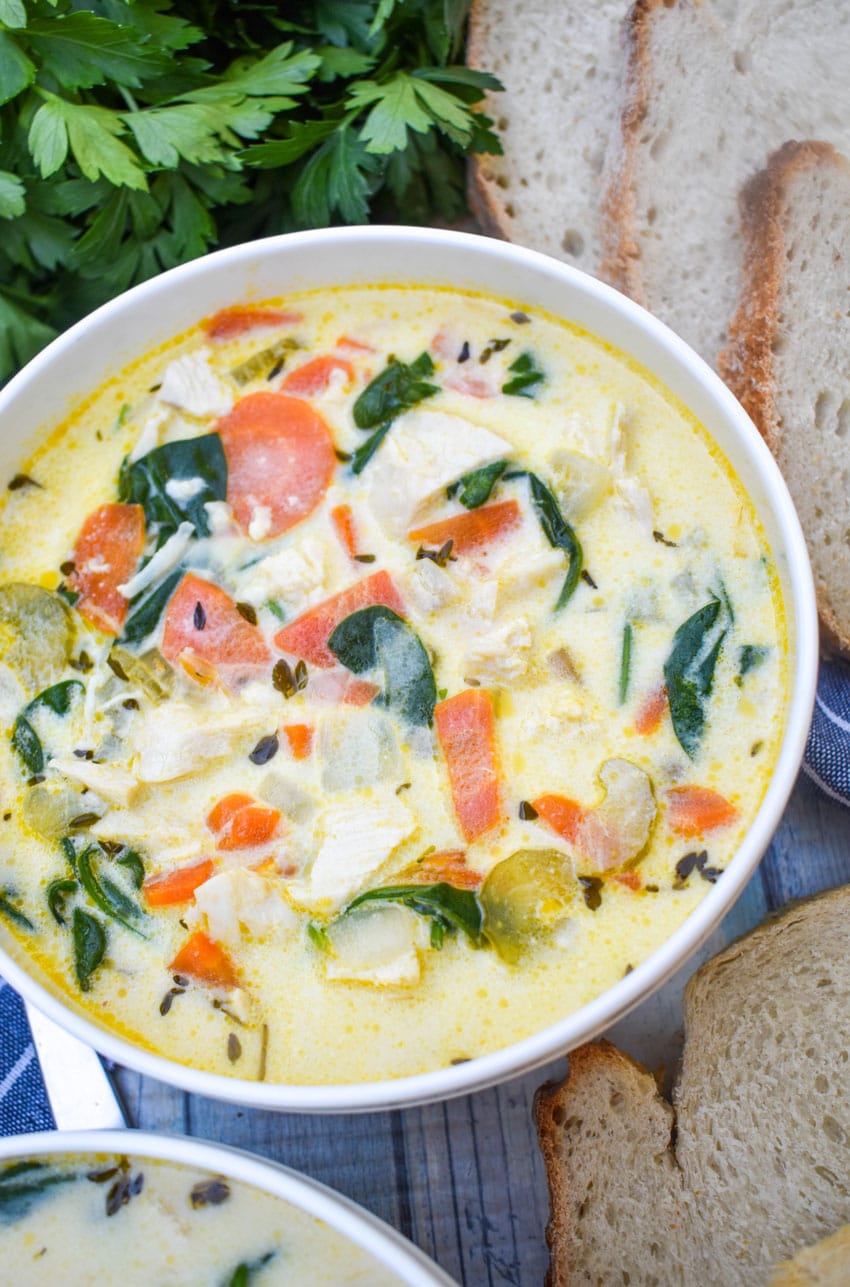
[281,355,354,396]
[274,570,406,668]
[203,306,302,341]
[408,500,521,556]
[434,689,501,843]
[170,931,238,989]
[68,502,145,635]
[161,572,270,686]
[143,858,215,908]
[666,786,738,836]
[217,392,336,539]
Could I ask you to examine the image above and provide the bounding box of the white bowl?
[0,227,819,1111]
[0,1128,453,1284]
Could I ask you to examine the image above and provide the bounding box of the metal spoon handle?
[24,1001,126,1131]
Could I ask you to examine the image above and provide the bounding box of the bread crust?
[719,139,850,656]
[465,0,511,242]
[598,0,669,302]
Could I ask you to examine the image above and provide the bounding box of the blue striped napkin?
[804,658,850,806]
[0,981,54,1135]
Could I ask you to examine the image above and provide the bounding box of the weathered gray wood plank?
[115,776,848,1287]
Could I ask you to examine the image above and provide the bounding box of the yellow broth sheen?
[0,286,786,1083]
[3,1152,401,1285]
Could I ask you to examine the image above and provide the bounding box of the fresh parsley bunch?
[0,0,501,382]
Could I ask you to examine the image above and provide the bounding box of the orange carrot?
[170,931,238,989]
[217,804,282,851]
[274,570,406,668]
[330,503,359,558]
[336,335,375,352]
[532,794,585,845]
[283,723,314,759]
[634,685,668,736]
[434,690,501,843]
[341,678,381,706]
[405,849,482,890]
[281,355,354,396]
[143,859,215,908]
[666,786,738,836]
[613,870,642,891]
[203,306,302,341]
[68,502,145,635]
[217,392,335,539]
[161,573,270,686]
[533,792,625,871]
[206,793,255,834]
[408,500,521,555]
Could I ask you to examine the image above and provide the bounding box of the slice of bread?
[719,140,850,655]
[601,0,850,366]
[770,1225,850,1287]
[535,886,850,1286]
[466,0,627,277]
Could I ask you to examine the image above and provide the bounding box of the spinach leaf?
[0,1161,76,1221]
[76,844,145,936]
[10,679,85,774]
[525,473,583,610]
[352,351,438,429]
[663,595,731,759]
[118,433,227,540]
[226,1254,276,1287]
[447,459,509,509]
[0,888,33,932]
[738,644,769,678]
[502,351,545,398]
[350,421,393,476]
[46,877,77,926]
[328,606,437,727]
[115,848,145,889]
[345,883,483,946]
[72,906,106,992]
[121,568,183,645]
[11,715,43,774]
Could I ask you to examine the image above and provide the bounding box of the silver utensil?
[24,1000,126,1130]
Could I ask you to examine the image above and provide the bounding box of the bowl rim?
[0,1127,454,1284]
[0,225,819,1112]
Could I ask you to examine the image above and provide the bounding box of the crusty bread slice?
[466,0,627,276]
[601,0,850,366]
[719,140,850,655]
[770,1225,850,1287]
[535,886,850,1285]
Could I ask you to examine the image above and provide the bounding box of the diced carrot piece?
[666,786,738,836]
[274,570,406,668]
[161,573,270,686]
[330,503,359,558]
[206,793,255,834]
[143,859,215,908]
[434,690,501,843]
[217,392,335,539]
[405,849,483,890]
[613,870,642,891]
[341,679,381,706]
[281,355,355,396]
[218,804,282,851]
[408,500,521,556]
[634,685,668,736]
[283,723,313,759]
[533,794,586,845]
[336,335,375,353]
[203,306,302,342]
[170,931,238,989]
[68,503,145,635]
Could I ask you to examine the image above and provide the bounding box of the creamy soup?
[0,286,785,1083]
[2,1151,401,1284]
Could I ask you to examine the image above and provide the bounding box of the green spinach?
[446,459,509,509]
[525,473,583,610]
[72,906,106,992]
[11,679,84,775]
[0,888,33,931]
[350,352,438,473]
[0,1161,76,1221]
[619,622,633,705]
[502,351,544,398]
[46,877,77,926]
[328,606,437,727]
[663,594,731,759]
[76,844,145,936]
[121,568,183,645]
[118,433,227,540]
[738,644,769,679]
[344,882,483,946]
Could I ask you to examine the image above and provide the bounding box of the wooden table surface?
[112,771,850,1286]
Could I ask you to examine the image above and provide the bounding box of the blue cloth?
[805,658,850,806]
[0,980,54,1135]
